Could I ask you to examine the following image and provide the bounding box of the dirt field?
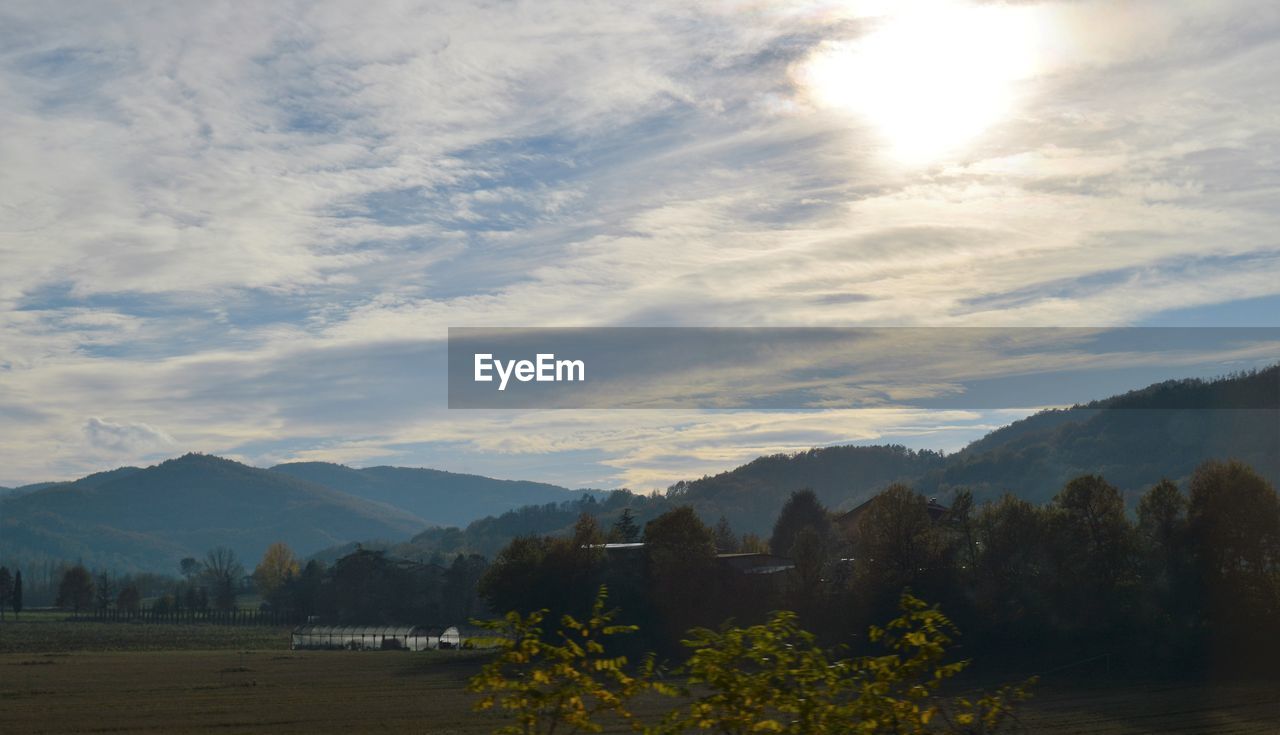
[0,614,289,654]
[1,649,495,734]
[2,620,1278,733]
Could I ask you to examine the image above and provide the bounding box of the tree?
[572,512,604,548]
[1138,479,1187,556]
[480,536,557,616]
[1050,475,1134,586]
[852,485,945,594]
[1186,460,1280,647]
[253,542,300,603]
[57,565,94,613]
[973,495,1049,636]
[0,567,11,621]
[945,489,980,573]
[286,560,325,619]
[644,506,719,643]
[203,547,245,612]
[609,508,640,543]
[1134,478,1195,657]
[444,554,490,623]
[179,557,202,580]
[94,572,116,612]
[468,586,659,735]
[117,584,142,615]
[11,570,22,618]
[769,489,831,558]
[713,516,739,553]
[789,527,827,602]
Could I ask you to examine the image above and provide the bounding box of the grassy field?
[0,613,289,654]
[2,619,1278,733]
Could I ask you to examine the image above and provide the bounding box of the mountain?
[666,445,946,530]
[917,366,1280,503]
[268,462,575,528]
[0,454,425,573]
[376,366,1279,560]
[3,481,67,497]
[3,366,1276,573]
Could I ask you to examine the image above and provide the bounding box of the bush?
[469,589,1033,734]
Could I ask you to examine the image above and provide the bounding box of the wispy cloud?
[1,0,1277,485]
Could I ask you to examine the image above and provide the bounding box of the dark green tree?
[609,508,641,543]
[973,495,1049,637]
[770,489,831,558]
[0,567,11,621]
[11,570,21,618]
[57,565,94,613]
[713,516,739,553]
[1186,459,1280,660]
[644,506,718,644]
[444,553,490,622]
[479,536,556,616]
[1138,479,1187,556]
[94,571,116,612]
[945,489,980,573]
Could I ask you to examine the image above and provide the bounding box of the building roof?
[718,552,795,574]
[291,625,446,636]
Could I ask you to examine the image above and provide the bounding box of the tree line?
[477,459,1280,672]
[0,566,22,620]
[42,540,489,629]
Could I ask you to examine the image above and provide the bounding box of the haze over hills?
[0,454,425,573]
[1,365,1276,573]
[268,462,575,528]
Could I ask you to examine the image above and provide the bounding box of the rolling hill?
[2,366,1276,572]
[268,462,575,528]
[379,366,1279,560]
[0,454,426,573]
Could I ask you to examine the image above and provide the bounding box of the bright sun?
[798,1,1045,164]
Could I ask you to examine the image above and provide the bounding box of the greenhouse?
[290,625,462,651]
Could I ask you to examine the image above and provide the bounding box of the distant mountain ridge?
[377,365,1280,560]
[268,462,575,528]
[2,365,1276,573]
[0,454,425,573]
[0,454,580,574]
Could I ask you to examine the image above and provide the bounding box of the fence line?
[74,607,300,626]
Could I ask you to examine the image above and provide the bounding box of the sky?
[1,0,1278,489]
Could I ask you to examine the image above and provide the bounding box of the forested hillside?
[3,366,1275,573]
[269,462,575,527]
[377,366,1278,560]
[0,454,424,573]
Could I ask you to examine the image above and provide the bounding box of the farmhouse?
[290,624,461,651]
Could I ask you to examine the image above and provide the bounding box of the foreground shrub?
[469,586,661,734]
[469,589,1033,734]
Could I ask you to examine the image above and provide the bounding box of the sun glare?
[798,1,1045,164]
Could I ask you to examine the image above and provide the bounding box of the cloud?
[83,417,176,454]
[0,0,1278,484]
